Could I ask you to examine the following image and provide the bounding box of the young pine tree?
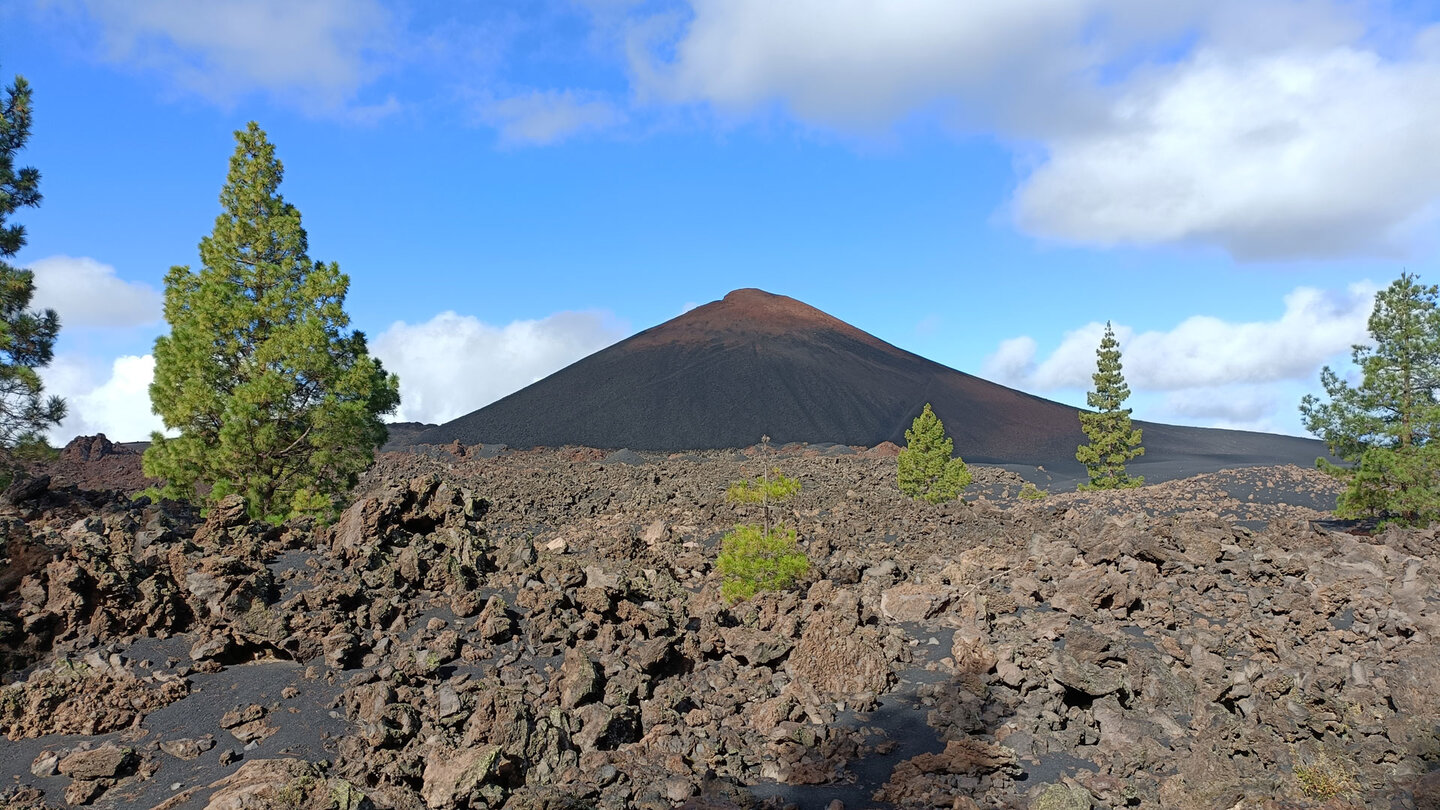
[898,403,971,503]
[717,435,809,601]
[1075,322,1144,490]
[145,123,399,522]
[0,71,65,453]
[1300,272,1440,525]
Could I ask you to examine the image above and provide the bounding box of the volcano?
[412,289,1326,480]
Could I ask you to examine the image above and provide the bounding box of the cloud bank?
[55,0,1440,252]
[29,256,163,329]
[43,354,165,444]
[981,282,1378,432]
[372,310,628,425]
[629,0,1440,259]
[37,306,630,442]
[1013,46,1440,259]
[70,0,395,113]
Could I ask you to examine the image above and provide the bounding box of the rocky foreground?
[0,441,1437,809]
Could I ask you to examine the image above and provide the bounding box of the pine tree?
[1300,272,1440,526]
[717,436,809,601]
[0,71,65,452]
[898,403,971,503]
[144,122,399,522]
[1075,322,1144,490]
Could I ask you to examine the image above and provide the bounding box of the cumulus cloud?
[1161,386,1280,428]
[71,0,394,110]
[981,336,1039,384]
[34,304,628,440]
[628,0,1440,258]
[42,354,165,443]
[29,256,162,329]
[986,282,1377,392]
[629,0,1096,129]
[1014,46,1440,258]
[372,310,628,424]
[478,90,626,146]
[981,282,1377,432]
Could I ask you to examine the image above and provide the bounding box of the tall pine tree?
[1301,272,1440,525]
[0,70,64,452]
[1075,322,1144,490]
[145,123,399,522]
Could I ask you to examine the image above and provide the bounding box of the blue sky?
[3,0,1438,442]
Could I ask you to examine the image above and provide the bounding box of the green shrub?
[1294,751,1358,800]
[1019,482,1048,501]
[898,403,972,503]
[717,523,810,602]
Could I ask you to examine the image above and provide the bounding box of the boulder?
[558,649,603,710]
[879,583,952,623]
[57,745,135,779]
[1029,783,1093,810]
[790,607,892,696]
[421,746,513,809]
[719,627,792,667]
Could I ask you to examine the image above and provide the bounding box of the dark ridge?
[414,289,1328,480]
[381,421,438,452]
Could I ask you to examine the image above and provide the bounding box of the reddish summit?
[413,289,1326,480]
[627,288,883,349]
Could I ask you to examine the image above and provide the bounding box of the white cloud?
[628,0,1440,258]
[986,282,1377,392]
[629,0,1098,129]
[73,0,394,110]
[1161,386,1280,428]
[981,335,1040,383]
[34,306,630,441]
[29,256,162,328]
[479,90,626,145]
[42,354,165,444]
[1013,45,1440,259]
[372,310,628,424]
[981,282,1378,432]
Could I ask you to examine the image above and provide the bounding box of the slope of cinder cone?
[413,289,1327,477]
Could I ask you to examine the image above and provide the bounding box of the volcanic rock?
[789,585,893,698]
[59,435,119,463]
[57,744,136,779]
[421,745,512,809]
[3,445,1434,809]
[159,737,215,760]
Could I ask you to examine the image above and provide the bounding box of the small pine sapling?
[1019,482,1048,501]
[716,524,809,602]
[897,403,972,503]
[716,435,809,601]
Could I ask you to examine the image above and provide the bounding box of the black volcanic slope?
[413,289,1326,478]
